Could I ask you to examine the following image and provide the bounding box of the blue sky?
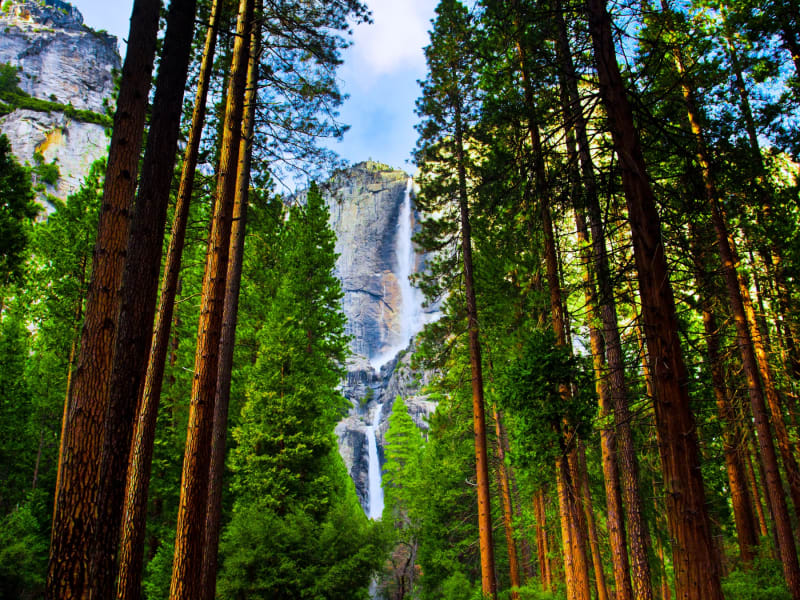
[71,0,437,176]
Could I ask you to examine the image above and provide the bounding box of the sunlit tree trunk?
[46,2,161,597]
[115,3,222,597]
[553,6,653,597]
[584,0,723,596]
[534,489,553,590]
[453,94,498,600]
[664,20,800,594]
[688,222,759,566]
[200,6,261,596]
[168,0,253,596]
[89,1,197,596]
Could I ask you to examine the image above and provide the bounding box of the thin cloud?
[350,0,435,76]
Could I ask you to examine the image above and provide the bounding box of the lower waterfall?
[367,402,385,520]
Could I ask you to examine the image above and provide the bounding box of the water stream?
[366,402,384,520]
[370,178,426,370]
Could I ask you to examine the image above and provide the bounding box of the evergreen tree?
[217,183,382,598]
[0,134,37,292]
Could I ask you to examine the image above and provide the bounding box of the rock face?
[322,162,440,510]
[0,0,120,203]
[325,163,413,362]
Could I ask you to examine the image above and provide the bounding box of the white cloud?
[349,0,436,76]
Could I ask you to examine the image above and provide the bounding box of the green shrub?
[722,548,792,600]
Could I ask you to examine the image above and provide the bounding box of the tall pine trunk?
[584,0,723,596]
[200,7,261,596]
[89,2,198,596]
[689,225,759,565]
[554,5,655,597]
[168,0,254,596]
[115,3,222,596]
[493,407,521,599]
[46,2,161,597]
[664,20,800,594]
[453,96,498,600]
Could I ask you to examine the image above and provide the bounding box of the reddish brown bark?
[688,224,759,566]
[561,90,633,600]
[46,2,161,598]
[534,490,552,590]
[200,8,260,597]
[493,408,521,599]
[553,6,653,597]
[89,2,198,596]
[168,0,253,596]
[453,94,497,599]
[115,4,222,597]
[575,444,609,600]
[585,0,723,596]
[664,21,800,593]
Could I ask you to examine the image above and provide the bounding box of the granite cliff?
[0,0,120,204]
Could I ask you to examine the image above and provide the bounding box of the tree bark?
[115,3,222,597]
[453,95,498,600]
[493,407,521,599]
[200,7,261,597]
[46,2,161,597]
[664,17,800,593]
[534,489,552,590]
[584,0,723,596]
[89,2,197,596]
[688,223,759,566]
[168,0,253,596]
[553,5,654,597]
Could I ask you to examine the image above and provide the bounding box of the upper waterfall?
[371,178,427,369]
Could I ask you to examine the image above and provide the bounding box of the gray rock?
[0,1,120,205]
[324,163,441,513]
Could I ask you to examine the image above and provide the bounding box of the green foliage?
[721,546,792,600]
[497,329,596,470]
[219,182,379,597]
[218,465,386,600]
[383,396,425,521]
[0,501,48,599]
[229,183,348,511]
[32,150,59,186]
[439,571,479,600]
[0,134,37,285]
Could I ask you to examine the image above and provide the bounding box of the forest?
[0,0,798,598]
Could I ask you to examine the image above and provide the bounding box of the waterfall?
[371,178,426,369]
[366,402,384,519]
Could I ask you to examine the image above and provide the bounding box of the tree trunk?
[46,2,161,597]
[688,223,759,566]
[493,407,521,599]
[665,18,800,593]
[575,443,609,600]
[89,2,197,596]
[200,7,260,597]
[453,95,497,600]
[553,6,654,597]
[510,8,591,597]
[115,3,222,597]
[168,0,253,596]
[560,73,633,600]
[584,0,723,596]
[534,489,552,590]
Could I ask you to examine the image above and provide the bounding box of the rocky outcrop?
[0,1,119,204]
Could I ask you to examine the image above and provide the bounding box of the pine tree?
[0,134,37,293]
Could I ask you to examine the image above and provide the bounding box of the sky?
[71,0,438,176]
